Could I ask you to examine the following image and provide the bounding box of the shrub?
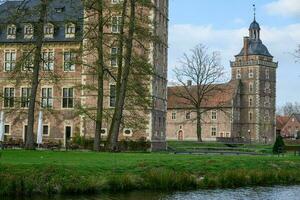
[273,135,285,154]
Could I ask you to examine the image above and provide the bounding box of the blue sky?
[168,0,300,106]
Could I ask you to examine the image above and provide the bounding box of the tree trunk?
[93,0,104,152]
[25,1,47,150]
[196,110,202,142]
[108,0,136,151]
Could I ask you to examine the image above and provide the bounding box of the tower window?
[249,112,253,121]
[249,97,253,107]
[236,69,241,79]
[265,96,270,107]
[248,68,254,78]
[265,82,271,94]
[249,82,254,93]
[265,69,270,80]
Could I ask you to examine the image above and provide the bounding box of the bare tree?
[295,45,300,62]
[173,44,226,142]
[277,102,300,116]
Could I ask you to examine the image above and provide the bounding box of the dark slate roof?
[249,20,260,30]
[0,0,84,43]
[237,39,273,57]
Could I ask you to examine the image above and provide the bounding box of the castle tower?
[231,16,278,143]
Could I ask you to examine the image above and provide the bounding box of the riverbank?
[1,150,300,196]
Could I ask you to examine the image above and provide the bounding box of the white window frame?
[4,123,11,136]
[211,126,217,137]
[65,23,76,38]
[4,50,16,72]
[3,87,15,108]
[62,87,74,109]
[24,24,33,39]
[44,23,54,38]
[63,50,76,72]
[7,24,16,39]
[42,49,54,71]
[20,87,31,108]
[42,123,50,136]
[21,51,34,71]
[171,112,176,120]
[41,87,53,108]
[110,47,119,67]
[111,16,122,33]
[211,110,217,120]
[101,128,108,136]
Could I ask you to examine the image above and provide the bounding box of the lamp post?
[248,129,251,144]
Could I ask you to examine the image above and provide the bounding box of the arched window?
[44,23,54,38]
[7,24,16,39]
[24,24,33,39]
[65,23,76,38]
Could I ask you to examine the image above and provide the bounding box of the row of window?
[248,96,271,107]
[2,48,119,72]
[6,23,76,40]
[3,87,74,108]
[2,85,117,109]
[3,124,50,136]
[236,68,270,79]
[171,111,217,120]
[3,124,133,138]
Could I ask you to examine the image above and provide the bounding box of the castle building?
[167,17,277,143]
[0,0,168,150]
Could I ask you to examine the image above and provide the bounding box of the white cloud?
[265,0,300,18]
[168,23,300,105]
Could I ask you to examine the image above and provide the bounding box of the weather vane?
[253,3,256,20]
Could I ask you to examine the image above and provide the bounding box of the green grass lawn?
[1,150,300,196]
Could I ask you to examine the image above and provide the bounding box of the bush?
[118,138,150,151]
[273,135,285,154]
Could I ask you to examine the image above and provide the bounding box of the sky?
[168,0,300,107]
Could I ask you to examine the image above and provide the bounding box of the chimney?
[187,80,192,86]
[243,36,249,59]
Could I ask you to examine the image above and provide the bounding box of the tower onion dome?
[249,20,260,30]
[237,19,273,58]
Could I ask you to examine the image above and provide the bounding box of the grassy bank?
[1,150,300,196]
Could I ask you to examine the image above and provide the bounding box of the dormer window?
[44,23,54,38]
[24,24,33,39]
[7,24,16,39]
[65,23,76,38]
[55,7,65,13]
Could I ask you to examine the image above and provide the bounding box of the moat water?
[6,186,300,200]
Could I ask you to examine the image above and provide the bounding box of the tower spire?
[253,3,256,21]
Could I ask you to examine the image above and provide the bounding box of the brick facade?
[166,18,277,143]
[0,0,169,150]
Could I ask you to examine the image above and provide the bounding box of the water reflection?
[5,186,300,200]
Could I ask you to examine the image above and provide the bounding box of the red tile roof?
[276,116,289,130]
[167,80,239,109]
